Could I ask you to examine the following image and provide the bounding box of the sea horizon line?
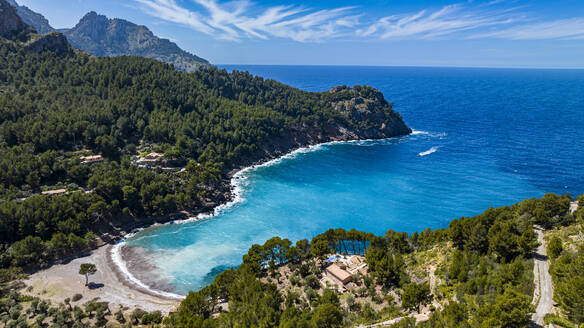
[217,63,584,71]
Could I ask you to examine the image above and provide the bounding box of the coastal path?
[531,225,553,327]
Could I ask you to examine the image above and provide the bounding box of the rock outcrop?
[0,0,72,55]
[328,85,411,139]
[0,0,34,40]
[24,32,72,55]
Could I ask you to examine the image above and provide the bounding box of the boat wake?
[412,129,447,138]
[418,146,440,157]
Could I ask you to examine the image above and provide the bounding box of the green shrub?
[141,311,162,325]
[115,309,125,323]
[544,313,577,328]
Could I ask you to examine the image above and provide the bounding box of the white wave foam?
[182,141,358,223]
[411,129,429,135]
[411,129,447,138]
[110,238,185,300]
[418,146,440,157]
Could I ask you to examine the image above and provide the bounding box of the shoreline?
[109,243,185,300]
[25,131,416,310]
[106,139,350,301]
[109,132,418,299]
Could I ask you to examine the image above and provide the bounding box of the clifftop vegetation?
[544,195,584,327]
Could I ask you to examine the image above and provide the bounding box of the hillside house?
[41,189,67,196]
[325,263,353,285]
[80,154,103,164]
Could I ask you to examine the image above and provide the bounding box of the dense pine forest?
[0,3,409,281]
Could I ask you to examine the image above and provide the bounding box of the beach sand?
[23,245,181,314]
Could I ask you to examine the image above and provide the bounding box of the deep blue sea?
[121,66,584,296]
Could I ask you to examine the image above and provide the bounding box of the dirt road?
[531,225,553,326]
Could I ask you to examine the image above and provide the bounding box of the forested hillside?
[544,195,584,327]
[0,2,410,279]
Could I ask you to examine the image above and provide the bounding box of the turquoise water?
[122,66,584,295]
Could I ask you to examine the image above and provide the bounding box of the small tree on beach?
[79,263,97,286]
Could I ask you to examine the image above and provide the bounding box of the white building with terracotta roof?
[80,155,103,164]
[325,263,353,284]
[41,189,67,196]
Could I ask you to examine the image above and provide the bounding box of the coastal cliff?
[231,85,411,170]
[127,84,412,222]
[187,84,411,214]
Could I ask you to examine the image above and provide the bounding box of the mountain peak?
[78,11,105,23]
[64,11,209,71]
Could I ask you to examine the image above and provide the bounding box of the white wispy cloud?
[135,0,357,42]
[136,0,214,35]
[134,0,584,43]
[472,18,584,40]
[359,4,518,39]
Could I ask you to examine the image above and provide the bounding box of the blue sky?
[16,0,584,68]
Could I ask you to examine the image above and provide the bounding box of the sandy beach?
[23,244,181,314]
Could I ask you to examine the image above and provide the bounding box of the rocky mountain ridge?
[5,0,53,34]
[60,11,209,71]
[5,0,209,71]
